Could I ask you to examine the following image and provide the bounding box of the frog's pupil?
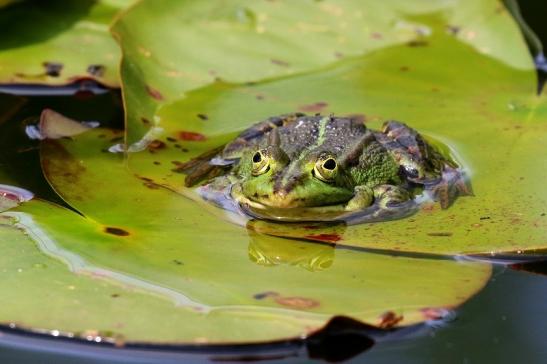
[253,152,262,163]
[323,158,336,170]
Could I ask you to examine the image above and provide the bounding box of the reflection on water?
[247,229,336,271]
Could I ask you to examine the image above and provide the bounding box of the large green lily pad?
[114,1,547,256]
[112,0,532,146]
[0,128,491,344]
[0,0,134,87]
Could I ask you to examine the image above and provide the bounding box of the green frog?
[180,113,470,222]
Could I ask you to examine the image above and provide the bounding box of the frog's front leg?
[373,184,410,208]
[345,185,374,211]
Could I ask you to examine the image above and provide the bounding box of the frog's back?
[223,114,369,160]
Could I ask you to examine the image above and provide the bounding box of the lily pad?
[0,127,492,344]
[0,0,134,87]
[115,2,547,256]
[112,0,531,146]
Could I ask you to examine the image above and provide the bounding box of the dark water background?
[0,1,546,363]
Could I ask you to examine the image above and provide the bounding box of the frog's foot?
[427,165,473,209]
[373,184,411,209]
[345,185,374,211]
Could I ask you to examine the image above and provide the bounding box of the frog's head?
[236,146,354,209]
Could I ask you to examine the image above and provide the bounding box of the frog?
[178,113,471,222]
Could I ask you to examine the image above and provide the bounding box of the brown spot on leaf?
[305,233,341,243]
[274,296,320,310]
[253,291,279,300]
[298,101,329,113]
[104,227,130,236]
[178,131,207,141]
[378,311,403,329]
[43,62,63,77]
[420,307,448,320]
[407,40,428,47]
[270,59,289,67]
[87,64,105,77]
[147,139,166,152]
[427,232,453,237]
[145,85,164,100]
[446,25,460,35]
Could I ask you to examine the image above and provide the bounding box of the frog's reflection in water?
[246,221,347,272]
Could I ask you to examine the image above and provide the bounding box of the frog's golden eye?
[251,150,270,176]
[313,157,338,182]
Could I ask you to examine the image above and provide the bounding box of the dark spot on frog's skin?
[541,213,546,217]
[141,117,151,125]
[256,94,265,100]
[174,144,181,148]
[173,259,184,266]
[166,137,177,142]
[111,293,120,298]
[270,59,289,67]
[334,52,344,59]
[427,232,453,237]
[378,311,404,329]
[178,131,206,141]
[181,147,189,152]
[305,233,342,243]
[298,102,329,113]
[145,85,164,100]
[480,216,491,220]
[252,192,259,198]
[43,62,63,77]
[370,32,383,39]
[104,227,130,236]
[153,161,161,165]
[87,64,105,77]
[147,140,166,152]
[197,113,208,120]
[253,291,279,300]
[407,40,428,47]
[400,66,409,72]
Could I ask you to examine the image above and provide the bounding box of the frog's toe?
[374,184,411,209]
[345,185,374,211]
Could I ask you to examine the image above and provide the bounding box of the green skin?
[211,114,443,214]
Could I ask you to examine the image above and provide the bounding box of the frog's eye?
[251,150,270,176]
[313,157,338,182]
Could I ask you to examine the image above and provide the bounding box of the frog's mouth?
[230,183,355,222]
